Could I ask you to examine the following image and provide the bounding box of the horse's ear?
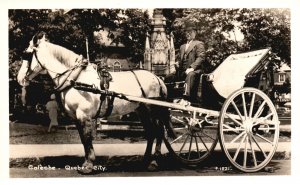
[40,34,47,42]
[32,31,47,47]
[32,35,38,47]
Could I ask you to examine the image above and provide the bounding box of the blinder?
[32,31,47,47]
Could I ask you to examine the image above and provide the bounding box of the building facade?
[273,64,291,86]
[144,9,176,76]
[273,64,291,104]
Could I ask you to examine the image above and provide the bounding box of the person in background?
[166,21,206,105]
[46,94,59,132]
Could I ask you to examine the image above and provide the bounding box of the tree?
[9,10,49,60]
[237,8,290,67]
[63,9,121,60]
[118,9,151,64]
[164,8,290,72]
[9,8,290,76]
[9,9,121,76]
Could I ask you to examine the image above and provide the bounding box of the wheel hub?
[243,119,253,134]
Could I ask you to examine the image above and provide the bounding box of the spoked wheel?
[219,87,280,172]
[164,109,219,164]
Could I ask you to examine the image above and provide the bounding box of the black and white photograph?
[1,0,299,183]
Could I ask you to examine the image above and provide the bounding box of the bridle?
[23,45,88,90]
[24,50,45,82]
[23,32,49,82]
[22,32,89,92]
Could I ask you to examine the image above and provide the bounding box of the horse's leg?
[144,115,170,172]
[145,119,164,171]
[136,104,156,170]
[144,133,155,169]
[75,119,97,174]
[154,119,164,158]
[150,106,169,169]
[152,106,175,169]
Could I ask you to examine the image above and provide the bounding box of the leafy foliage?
[118,9,151,64]
[9,8,290,76]
[238,9,290,66]
[168,8,290,72]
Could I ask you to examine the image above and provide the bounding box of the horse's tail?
[152,74,176,138]
[155,75,168,99]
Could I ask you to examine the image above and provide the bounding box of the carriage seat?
[165,73,206,104]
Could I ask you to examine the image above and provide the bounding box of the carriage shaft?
[125,96,277,125]
[72,80,221,117]
[72,81,276,125]
[125,95,220,117]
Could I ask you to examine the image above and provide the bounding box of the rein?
[53,56,88,91]
[52,56,88,80]
[26,50,88,91]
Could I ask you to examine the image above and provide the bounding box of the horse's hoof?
[78,161,93,174]
[147,160,159,172]
[78,167,93,174]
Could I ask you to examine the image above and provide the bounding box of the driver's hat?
[184,21,197,31]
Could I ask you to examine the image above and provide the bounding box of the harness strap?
[94,67,114,119]
[131,70,146,98]
[54,59,88,92]
[22,51,34,62]
[102,96,115,118]
[54,70,73,91]
[93,93,105,119]
[93,94,116,119]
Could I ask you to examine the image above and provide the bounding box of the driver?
[166,21,206,105]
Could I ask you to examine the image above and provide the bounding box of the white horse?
[17,32,174,173]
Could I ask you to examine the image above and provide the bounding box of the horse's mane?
[44,42,80,68]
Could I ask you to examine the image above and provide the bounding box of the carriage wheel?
[164,109,219,165]
[219,87,280,172]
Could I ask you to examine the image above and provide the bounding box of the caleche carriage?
[17,33,279,173]
[163,47,279,172]
[120,47,279,172]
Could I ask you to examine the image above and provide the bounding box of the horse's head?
[18,31,86,87]
[17,32,48,86]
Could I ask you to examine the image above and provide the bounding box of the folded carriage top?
[210,48,270,98]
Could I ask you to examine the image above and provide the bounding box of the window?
[278,74,285,82]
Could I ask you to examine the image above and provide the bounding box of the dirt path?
[10,122,290,144]
[9,122,146,144]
